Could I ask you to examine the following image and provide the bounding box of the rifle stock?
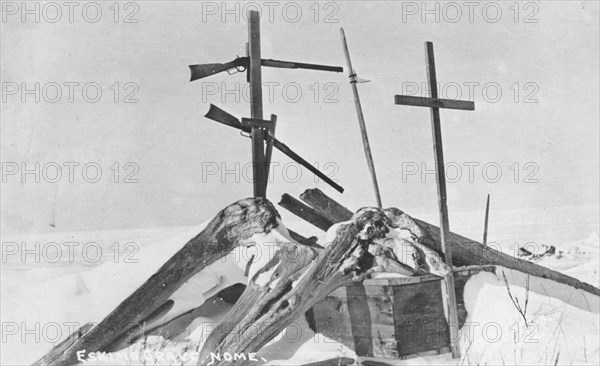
[204,104,246,131]
[189,59,246,81]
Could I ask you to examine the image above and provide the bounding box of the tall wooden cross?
[394,41,475,359]
[189,10,343,198]
[247,10,267,198]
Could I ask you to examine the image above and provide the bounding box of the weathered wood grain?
[279,193,334,231]
[197,208,407,365]
[394,95,475,111]
[34,197,281,366]
[299,188,600,297]
[300,188,353,223]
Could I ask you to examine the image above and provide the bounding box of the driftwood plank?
[279,193,334,231]
[392,280,449,356]
[394,95,475,111]
[299,188,600,297]
[300,188,353,223]
[197,208,412,365]
[34,198,282,366]
[300,358,357,366]
[33,323,94,366]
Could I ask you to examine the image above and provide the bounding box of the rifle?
[190,57,343,81]
[204,104,344,193]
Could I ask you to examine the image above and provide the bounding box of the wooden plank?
[299,358,356,366]
[392,280,449,357]
[394,95,475,111]
[33,323,95,366]
[286,228,321,248]
[347,285,374,356]
[363,285,398,358]
[263,114,277,185]
[279,194,334,231]
[248,10,266,198]
[310,288,355,349]
[300,188,353,223]
[362,275,441,286]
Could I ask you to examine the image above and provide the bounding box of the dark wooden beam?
[263,114,278,185]
[287,228,322,249]
[394,95,475,111]
[299,188,353,224]
[279,193,334,232]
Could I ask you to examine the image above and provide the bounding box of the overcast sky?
[1,1,599,239]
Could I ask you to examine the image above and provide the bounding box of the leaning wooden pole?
[340,28,383,208]
[483,194,490,245]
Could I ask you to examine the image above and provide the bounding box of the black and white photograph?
[1,1,599,365]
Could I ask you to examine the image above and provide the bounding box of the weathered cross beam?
[394,41,475,359]
[204,104,344,193]
[189,10,343,197]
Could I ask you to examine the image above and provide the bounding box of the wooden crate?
[307,266,494,359]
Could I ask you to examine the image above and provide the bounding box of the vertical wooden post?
[248,10,266,197]
[483,194,490,245]
[264,114,277,185]
[425,41,460,359]
[340,28,383,208]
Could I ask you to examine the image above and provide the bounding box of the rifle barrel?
[203,105,344,193]
[268,136,344,193]
[261,59,343,73]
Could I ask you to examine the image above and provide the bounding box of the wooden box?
[307,267,493,359]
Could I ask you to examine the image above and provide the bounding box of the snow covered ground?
[1,205,598,365]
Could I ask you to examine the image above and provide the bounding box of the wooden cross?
[247,10,267,198]
[394,41,475,359]
[190,10,343,198]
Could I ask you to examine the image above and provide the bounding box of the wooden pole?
[340,28,382,208]
[263,114,277,185]
[425,41,460,358]
[248,10,266,197]
[483,194,490,245]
